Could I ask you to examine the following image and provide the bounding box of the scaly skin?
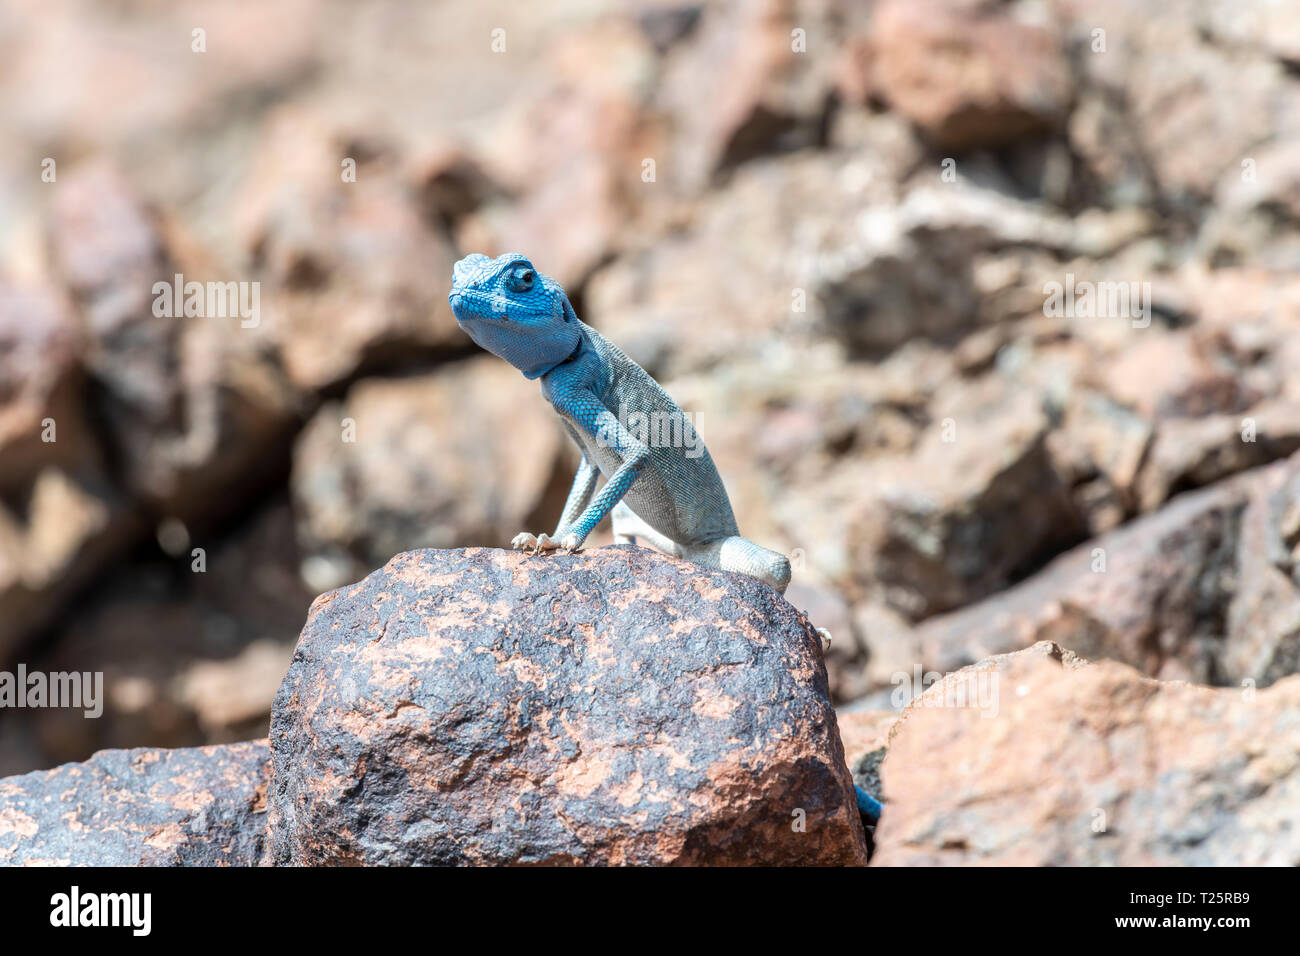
[448,252,791,591]
[447,252,882,823]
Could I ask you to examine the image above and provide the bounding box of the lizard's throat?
[460,320,583,380]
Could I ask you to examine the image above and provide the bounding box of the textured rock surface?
[266,546,866,866]
[1,500,309,776]
[872,643,1300,866]
[911,453,1300,688]
[0,741,269,866]
[850,0,1072,150]
[290,360,564,592]
[7,0,1300,779]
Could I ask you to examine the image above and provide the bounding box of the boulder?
[290,361,564,593]
[266,546,866,865]
[231,105,466,392]
[911,452,1300,688]
[847,0,1072,150]
[4,499,309,775]
[0,741,270,866]
[873,643,1300,865]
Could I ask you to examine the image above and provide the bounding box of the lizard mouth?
[449,288,558,322]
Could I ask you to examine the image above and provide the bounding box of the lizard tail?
[855,785,883,823]
[713,536,791,594]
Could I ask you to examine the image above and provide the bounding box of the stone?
[266,546,866,865]
[290,360,563,591]
[848,0,1072,150]
[873,643,1300,865]
[0,741,270,866]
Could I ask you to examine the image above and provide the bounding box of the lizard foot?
[510,532,563,555]
[816,627,832,653]
[559,532,583,553]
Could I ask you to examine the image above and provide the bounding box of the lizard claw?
[816,627,832,653]
[559,533,582,553]
[511,532,562,555]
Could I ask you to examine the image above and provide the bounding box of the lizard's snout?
[452,253,491,287]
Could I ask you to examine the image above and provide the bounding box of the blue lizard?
[448,252,883,824]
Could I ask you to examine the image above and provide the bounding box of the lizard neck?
[523,333,584,380]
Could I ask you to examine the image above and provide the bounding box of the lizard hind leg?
[611,502,682,555]
[688,536,792,595]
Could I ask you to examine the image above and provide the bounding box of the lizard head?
[448,253,582,380]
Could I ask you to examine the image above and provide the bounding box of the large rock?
[0,741,270,866]
[873,643,1300,865]
[847,0,1072,150]
[2,499,310,776]
[266,546,866,865]
[910,453,1300,688]
[290,361,564,593]
[845,377,1085,619]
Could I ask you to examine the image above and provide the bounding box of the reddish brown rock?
[910,463,1255,684]
[233,106,465,392]
[656,0,869,188]
[1061,0,1300,206]
[849,0,1072,150]
[873,643,1300,865]
[468,21,660,288]
[290,360,564,592]
[0,283,90,494]
[0,279,140,663]
[847,377,1085,620]
[836,709,896,771]
[48,164,296,521]
[1222,459,1300,686]
[266,546,866,866]
[0,741,270,866]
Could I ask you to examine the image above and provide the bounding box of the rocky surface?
[872,643,1300,866]
[265,546,866,866]
[0,2,1298,880]
[0,740,269,866]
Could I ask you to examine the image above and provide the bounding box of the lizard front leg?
[547,390,649,552]
[511,452,598,554]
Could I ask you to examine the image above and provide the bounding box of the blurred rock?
[1063,0,1300,208]
[911,464,1254,684]
[587,147,905,376]
[2,499,309,772]
[847,0,1072,150]
[468,21,661,287]
[907,453,1300,689]
[0,740,269,866]
[873,642,1300,865]
[845,376,1085,619]
[291,361,563,590]
[1221,459,1300,687]
[266,546,866,865]
[835,708,896,771]
[657,0,871,188]
[0,282,90,494]
[233,106,465,392]
[0,468,139,666]
[49,164,297,522]
[0,277,142,662]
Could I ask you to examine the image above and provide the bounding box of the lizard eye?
[506,267,535,293]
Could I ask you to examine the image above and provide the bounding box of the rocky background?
[1,0,1299,851]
